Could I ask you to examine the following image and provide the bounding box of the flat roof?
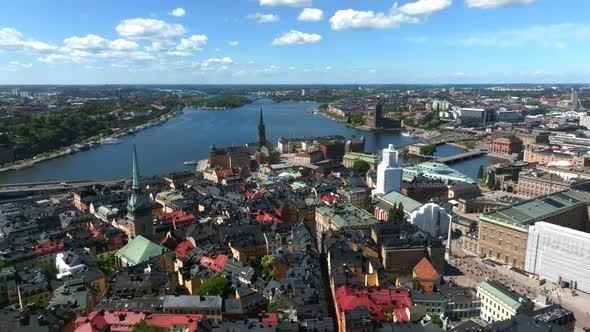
[480,190,590,229]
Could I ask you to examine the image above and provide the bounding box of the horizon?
[1,0,590,84]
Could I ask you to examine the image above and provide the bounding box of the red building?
[74,310,204,332]
[334,286,413,331]
[491,136,523,155]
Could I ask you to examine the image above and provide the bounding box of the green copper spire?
[132,144,140,191]
[126,144,152,221]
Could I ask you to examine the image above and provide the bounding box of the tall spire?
[259,107,264,126]
[132,144,140,191]
[258,107,266,147]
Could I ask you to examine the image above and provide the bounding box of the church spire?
[132,144,140,191]
[259,107,264,126]
[258,107,266,147]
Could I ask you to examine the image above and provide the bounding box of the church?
[254,108,280,165]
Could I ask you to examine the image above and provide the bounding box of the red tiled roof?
[215,169,234,177]
[321,193,341,204]
[200,254,228,273]
[413,257,439,280]
[335,286,413,323]
[175,240,195,259]
[35,241,64,256]
[74,310,203,332]
[261,313,279,327]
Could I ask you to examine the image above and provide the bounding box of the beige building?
[477,279,533,323]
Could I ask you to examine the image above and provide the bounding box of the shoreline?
[314,109,406,132]
[0,106,185,175]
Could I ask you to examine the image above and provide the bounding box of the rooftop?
[403,162,476,184]
[477,279,529,311]
[316,202,378,229]
[480,190,590,229]
[116,235,167,266]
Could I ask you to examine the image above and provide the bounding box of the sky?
[1,0,589,84]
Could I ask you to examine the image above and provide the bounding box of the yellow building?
[477,279,533,323]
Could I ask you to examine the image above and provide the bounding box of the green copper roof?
[478,279,527,311]
[343,152,378,164]
[480,190,590,229]
[380,191,423,212]
[116,235,167,266]
[316,202,378,229]
[403,162,476,184]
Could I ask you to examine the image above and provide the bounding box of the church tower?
[258,108,266,147]
[126,144,154,239]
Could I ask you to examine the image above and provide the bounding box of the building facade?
[525,222,590,293]
[373,144,402,196]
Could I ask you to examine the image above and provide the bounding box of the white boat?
[100,137,122,144]
[401,132,413,137]
[183,160,199,165]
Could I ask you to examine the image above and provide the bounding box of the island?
[191,95,251,109]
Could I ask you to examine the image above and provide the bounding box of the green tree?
[486,171,496,190]
[387,207,397,222]
[267,300,287,313]
[197,275,230,296]
[0,259,12,268]
[37,262,58,280]
[477,165,484,180]
[133,321,158,332]
[430,314,443,326]
[396,202,405,221]
[419,144,437,155]
[97,251,116,275]
[362,194,373,213]
[387,273,399,285]
[261,255,274,281]
[352,160,370,176]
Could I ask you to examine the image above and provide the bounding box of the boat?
[183,160,200,165]
[100,137,122,145]
[401,132,413,137]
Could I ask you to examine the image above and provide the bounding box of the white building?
[579,114,590,130]
[409,203,451,238]
[373,144,402,196]
[525,222,590,293]
[432,99,450,111]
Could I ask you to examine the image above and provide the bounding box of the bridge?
[436,150,488,163]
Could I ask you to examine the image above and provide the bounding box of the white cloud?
[228,41,239,47]
[446,23,590,48]
[465,0,537,9]
[0,61,32,71]
[325,66,332,70]
[38,54,94,64]
[0,27,57,53]
[368,69,377,73]
[259,0,311,7]
[259,65,280,73]
[247,13,280,23]
[167,34,208,56]
[63,34,138,52]
[205,57,234,64]
[169,8,186,17]
[248,60,256,64]
[298,8,324,21]
[330,8,419,31]
[116,18,186,44]
[271,30,321,46]
[399,0,452,16]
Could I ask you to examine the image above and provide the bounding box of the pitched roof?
[116,235,167,266]
[413,257,439,280]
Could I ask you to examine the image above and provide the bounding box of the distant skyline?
[1,0,589,84]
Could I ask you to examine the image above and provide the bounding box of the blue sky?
[1,0,589,84]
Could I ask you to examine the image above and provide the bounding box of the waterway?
[0,99,490,184]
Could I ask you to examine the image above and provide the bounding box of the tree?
[362,194,373,213]
[37,262,58,280]
[0,259,12,268]
[419,144,437,155]
[352,160,370,176]
[430,314,443,326]
[387,273,399,285]
[486,171,496,190]
[477,165,484,180]
[396,202,405,221]
[97,251,116,275]
[133,321,158,332]
[387,207,397,222]
[267,300,287,313]
[197,275,230,296]
[261,255,274,281]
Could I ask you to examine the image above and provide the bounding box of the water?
[0,99,489,184]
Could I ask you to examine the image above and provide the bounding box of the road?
[0,179,128,194]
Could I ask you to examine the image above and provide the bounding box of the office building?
[373,144,402,196]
